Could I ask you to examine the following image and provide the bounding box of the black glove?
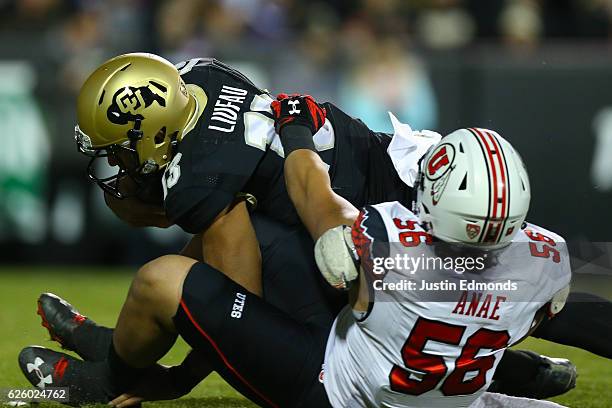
[271,93,327,135]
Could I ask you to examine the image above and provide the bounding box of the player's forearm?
[284,149,359,239]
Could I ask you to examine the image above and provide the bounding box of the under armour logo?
[27,357,53,389]
[288,100,301,115]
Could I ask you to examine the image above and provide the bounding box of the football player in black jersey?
[76,53,411,232]
[74,52,412,300]
[18,54,602,405]
[27,52,415,406]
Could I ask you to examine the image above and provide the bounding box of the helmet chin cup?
[80,116,163,200]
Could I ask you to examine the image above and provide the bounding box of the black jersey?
[163,58,411,234]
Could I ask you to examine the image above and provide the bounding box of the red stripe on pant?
[179,299,280,408]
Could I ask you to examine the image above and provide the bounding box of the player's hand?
[104,175,173,228]
[271,93,326,135]
[109,364,187,408]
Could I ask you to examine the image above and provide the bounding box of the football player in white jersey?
[274,95,572,407]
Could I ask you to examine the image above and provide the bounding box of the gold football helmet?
[75,53,195,198]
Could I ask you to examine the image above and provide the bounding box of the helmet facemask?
[75,119,169,203]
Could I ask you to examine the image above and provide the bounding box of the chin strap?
[127,118,144,148]
[169,131,180,158]
[411,150,429,213]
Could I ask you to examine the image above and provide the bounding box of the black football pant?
[174,215,339,408]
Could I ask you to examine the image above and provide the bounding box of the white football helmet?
[415,128,530,248]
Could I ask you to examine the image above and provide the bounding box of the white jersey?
[323,202,572,408]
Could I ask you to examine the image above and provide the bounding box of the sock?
[72,323,114,362]
[59,359,116,404]
[493,349,540,384]
[106,341,149,393]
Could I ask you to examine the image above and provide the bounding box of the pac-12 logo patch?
[466,223,481,239]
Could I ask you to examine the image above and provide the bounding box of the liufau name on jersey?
[75,53,439,233]
[165,58,427,233]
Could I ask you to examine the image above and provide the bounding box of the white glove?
[314,225,360,290]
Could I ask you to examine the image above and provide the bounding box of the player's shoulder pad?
[177,58,265,94]
[514,222,567,245]
[351,204,388,261]
[162,143,236,234]
[513,222,570,270]
[322,101,375,144]
[512,222,572,305]
[353,203,401,242]
[351,202,423,259]
[370,201,426,233]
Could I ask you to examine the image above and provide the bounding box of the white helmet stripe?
[481,129,510,243]
[491,130,512,243]
[470,128,509,243]
[467,128,492,242]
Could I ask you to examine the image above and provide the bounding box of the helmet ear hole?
[458,173,468,190]
[154,127,167,145]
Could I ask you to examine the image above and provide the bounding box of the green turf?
[0,267,610,407]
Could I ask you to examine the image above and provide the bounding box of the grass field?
[0,267,610,408]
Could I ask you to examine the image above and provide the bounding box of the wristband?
[280,124,316,156]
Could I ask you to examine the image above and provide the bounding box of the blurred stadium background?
[0,1,611,406]
[1,0,612,263]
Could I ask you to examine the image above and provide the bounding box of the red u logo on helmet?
[428,146,450,176]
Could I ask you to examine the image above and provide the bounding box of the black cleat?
[18,346,113,407]
[37,293,94,353]
[531,353,577,398]
[490,351,577,399]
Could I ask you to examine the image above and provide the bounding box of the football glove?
[314,225,360,290]
[271,93,327,135]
